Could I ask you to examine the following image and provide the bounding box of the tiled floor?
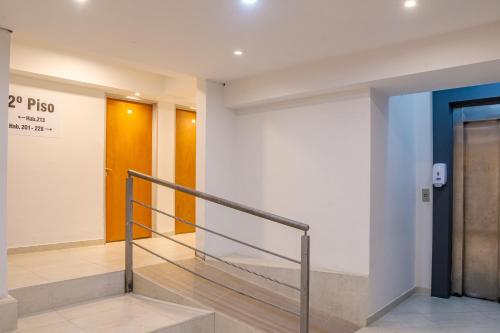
[359,294,500,333]
[12,294,212,333]
[9,235,500,333]
[8,233,196,289]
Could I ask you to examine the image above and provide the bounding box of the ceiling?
[1,0,500,82]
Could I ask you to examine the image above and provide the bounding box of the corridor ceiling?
[1,0,500,81]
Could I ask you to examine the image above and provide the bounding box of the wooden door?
[175,109,196,234]
[106,98,152,242]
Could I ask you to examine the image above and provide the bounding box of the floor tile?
[7,233,197,289]
[14,294,212,333]
[15,321,85,333]
[16,311,66,331]
[363,295,500,333]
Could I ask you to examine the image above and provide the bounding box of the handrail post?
[125,176,134,293]
[300,233,310,333]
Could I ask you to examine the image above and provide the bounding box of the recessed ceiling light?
[75,0,87,4]
[242,0,257,4]
[404,0,417,8]
[126,95,140,101]
[134,92,141,96]
[233,50,244,56]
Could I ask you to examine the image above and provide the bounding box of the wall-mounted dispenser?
[433,163,447,188]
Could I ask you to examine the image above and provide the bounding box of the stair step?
[134,258,359,333]
[10,271,124,316]
[13,294,214,333]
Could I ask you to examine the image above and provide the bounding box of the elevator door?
[463,120,500,301]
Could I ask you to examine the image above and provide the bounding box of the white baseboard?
[0,295,18,332]
[366,287,416,325]
[154,231,175,238]
[414,287,431,295]
[7,239,105,255]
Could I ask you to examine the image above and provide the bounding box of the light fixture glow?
[242,0,257,4]
[134,92,141,96]
[404,0,417,8]
[233,50,244,56]
[192,119,196,124]
[127,109,133,115]
[126,95,140,101]
[75,0,87,4]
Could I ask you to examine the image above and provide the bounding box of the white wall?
[369,91,417,314]
[413,93,433,290]
[197,80,241,259]
[368,91,433,315]
[201,81,435,313]
[0,28,11,299]
[7,76,106,248]
[153,101,176,234]
[202,85,372,275]
[7,74,179,248]
[5,41,192,246]
[195,79,208,252]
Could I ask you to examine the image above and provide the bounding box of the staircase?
[7,170,359,333]
[134,258,359,333]
[121,170,361,333]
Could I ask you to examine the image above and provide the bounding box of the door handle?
[105,168,112,174]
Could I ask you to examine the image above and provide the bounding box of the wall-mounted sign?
[8,93,60,138]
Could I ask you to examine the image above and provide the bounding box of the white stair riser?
[10,271,124,315]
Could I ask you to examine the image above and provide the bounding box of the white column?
[195,79,207,254]
[0,27,11,299]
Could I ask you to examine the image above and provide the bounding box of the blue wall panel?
[432,83,500,298]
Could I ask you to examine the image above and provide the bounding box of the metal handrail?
[131,220,300,291]
[125,170,310,333]
[132,199,301,264]
[128,170,309,231]
[132,241,299,316]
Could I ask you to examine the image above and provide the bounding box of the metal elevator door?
[462,120,500,301]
